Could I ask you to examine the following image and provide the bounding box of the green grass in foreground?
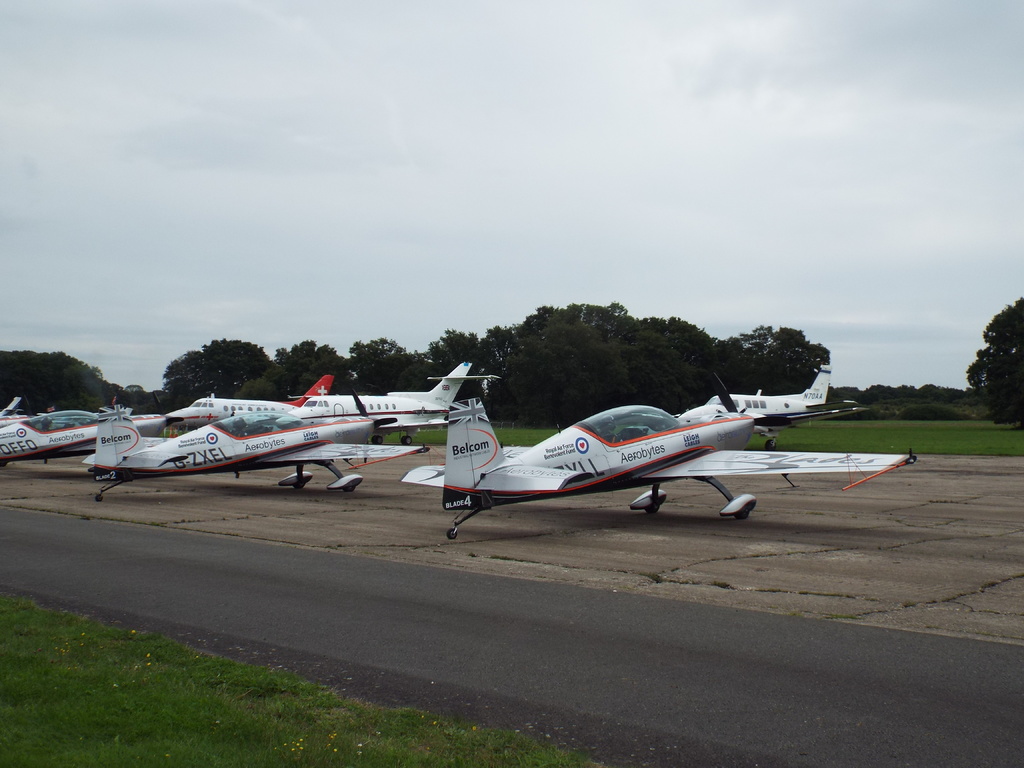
[404,421,1023,456]
[0,596,596,768]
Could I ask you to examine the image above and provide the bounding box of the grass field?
[404,420,1023,456]
[0,596,597,768]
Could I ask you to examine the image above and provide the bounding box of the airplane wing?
[643,450,914,485]
[275,443,429,466]
[751,405,865,428]
[402,463,589,492]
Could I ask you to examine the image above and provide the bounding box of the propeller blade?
[348,388,369,417]
[711,373,740,414]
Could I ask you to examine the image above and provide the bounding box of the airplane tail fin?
[392,362,498,409]
[1,396,23,417]
[288,375,334,405]
[441,398,504,511]
[94,406,142,471]
[802,368,831,403]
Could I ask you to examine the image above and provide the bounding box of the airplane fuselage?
[0,411,166,463]
[291,395,447,430]
[93,412,374,478]
[167,398,300,429]
[522,410,752,494]
[447,405,755,507]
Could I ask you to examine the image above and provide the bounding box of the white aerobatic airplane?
[289,362,498,445]
[166,374,334,430]
[403,385,915,539]
[0,408,167,465]
[678,368,863,449]
[87,404,427,500]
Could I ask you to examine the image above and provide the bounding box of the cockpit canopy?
[214,411,304,438]
[575,405,680,443]
[24,410,97,431]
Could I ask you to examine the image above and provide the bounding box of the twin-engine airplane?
[0,409,167,466]
[289,362,498,444]
[165,374,334,430]
[678,368,863,449]
[403,390,915,539]
[87,405,426,500]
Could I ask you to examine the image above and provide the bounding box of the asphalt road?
[2,501,1022,767]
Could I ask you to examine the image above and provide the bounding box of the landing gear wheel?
[446,527,459,540]
[342,485,356,493]
[733,508,751,520]
[371,434,384,445]
[765,439,777,451]
[401,435,413,446]
[94,494,103,502]
[646,502,662,514]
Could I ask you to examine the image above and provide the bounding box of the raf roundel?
[575,436,589,454]
[16,428,27,439]
[206,432,218,445]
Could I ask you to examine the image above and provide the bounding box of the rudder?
[443,398,504,494]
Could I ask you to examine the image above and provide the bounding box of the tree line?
[3,300,1019,426]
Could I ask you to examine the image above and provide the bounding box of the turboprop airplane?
[678,368,863,449]
[289,362,498,445]
[166,374,334,430]
[402,391,915,539]
[87,404,426,500]
[0,409,167,465]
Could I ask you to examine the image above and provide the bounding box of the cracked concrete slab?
[2,452,1022,645]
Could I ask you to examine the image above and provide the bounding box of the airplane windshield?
[214,411,304,438]
[575,405,680,443]
[23,411,98,431]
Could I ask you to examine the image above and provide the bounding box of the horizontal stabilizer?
[402,465,446,487]
[474,464,591,493]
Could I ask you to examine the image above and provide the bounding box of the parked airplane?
[678,368,863,449]
[87,405,426,500]
[165,374,334,430]
[289,362,498,445]
[0,409,167,465]
[403,391,915,539]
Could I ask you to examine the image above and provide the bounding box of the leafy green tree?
[424,329,493,401]
[0,350,107,411]
[347,338,423,393]
[624,317,717,412]
[715,325,830,395]
[273,341,351,396]
[162,339,272,406]
[476,325,520,420]
[425,330,482,373]
[509,312,631,427]
[967,298,1024,427]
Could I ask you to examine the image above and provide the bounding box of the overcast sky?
[3,1,1022,393]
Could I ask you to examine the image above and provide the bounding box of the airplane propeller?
[347,387,369,417]
[711,373,741,414]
